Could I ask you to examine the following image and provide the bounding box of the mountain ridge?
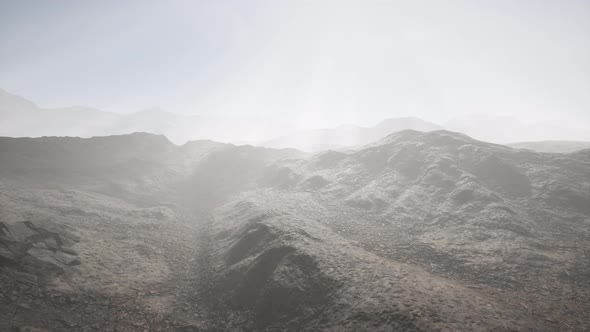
[3,87,590,149]
[3,130,589,330]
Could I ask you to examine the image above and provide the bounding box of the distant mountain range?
[0,88,182,141]
[0,88,292,144]
[2,88,589,151]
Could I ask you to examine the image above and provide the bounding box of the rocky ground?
[1,130,589,331]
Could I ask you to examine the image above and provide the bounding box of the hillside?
[203,130,590,330]
[1,131,589,331]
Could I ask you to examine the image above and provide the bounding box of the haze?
[1,0,589,138]
[2,2,590,330]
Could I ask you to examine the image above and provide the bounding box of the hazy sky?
[1,0,589,129]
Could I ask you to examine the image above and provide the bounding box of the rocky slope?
[200,130,590,330]
[1,131,589,331]
[0,133,303,331]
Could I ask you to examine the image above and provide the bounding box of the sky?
[1,0,589,130]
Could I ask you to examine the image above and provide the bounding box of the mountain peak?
[0,88,39,112]
[375,129,473,147]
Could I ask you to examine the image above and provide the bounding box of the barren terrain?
[1,130,589,331]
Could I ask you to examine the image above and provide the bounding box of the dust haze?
[1,1,589,331]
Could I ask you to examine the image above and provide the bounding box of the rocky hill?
[1,131,589,331]
[201,130,590,330]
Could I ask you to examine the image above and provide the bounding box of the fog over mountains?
[1,88,590,331]
[262,117,443,151]
[507,141,590,154]
[2,0,589,330]
[3,88,590,152]
[1,129,589,331]
[3,87,588,330]
[0,88,291,145]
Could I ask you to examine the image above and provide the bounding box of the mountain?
[0,88,39,114]
[207,130,590,330]
[0,88,120,138]
[508,140,590,153]
[0,89,291,144]
[0,132,304,202]
[262,117,443,152]
[5,88,590,150]
[1,131,589,330]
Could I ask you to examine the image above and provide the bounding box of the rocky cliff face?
[1,131,589,331]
